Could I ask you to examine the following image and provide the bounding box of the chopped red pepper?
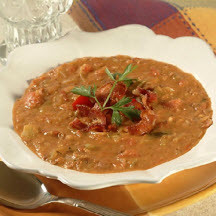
[72,96,94,110]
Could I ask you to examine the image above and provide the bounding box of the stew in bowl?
[13,55,213,173]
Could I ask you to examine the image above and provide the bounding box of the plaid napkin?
[1,1,216,216]
[69,0,216,54]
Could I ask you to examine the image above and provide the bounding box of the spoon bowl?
[0,161,54,209]
[0,162,130,216]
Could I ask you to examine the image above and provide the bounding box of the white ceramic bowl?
[0,25,216,190]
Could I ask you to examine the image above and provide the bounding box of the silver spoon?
[0,161,131,216]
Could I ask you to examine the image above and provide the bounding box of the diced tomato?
[164,99,182,109]
[72,96,94,110]
[24,89,44,109]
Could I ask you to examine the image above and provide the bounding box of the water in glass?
[0,0,73,52]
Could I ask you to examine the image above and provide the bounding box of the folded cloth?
[1,1,216,216]
[70,0,216,54]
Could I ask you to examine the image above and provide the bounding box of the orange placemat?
[1,162,216,216]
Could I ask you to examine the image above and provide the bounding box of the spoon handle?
[56,197,131,216]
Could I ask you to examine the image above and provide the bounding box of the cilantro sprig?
[71,64,140,126]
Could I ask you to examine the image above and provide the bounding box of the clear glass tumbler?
[0,0,73,56]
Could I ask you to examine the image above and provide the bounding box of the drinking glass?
[0,0,73,64]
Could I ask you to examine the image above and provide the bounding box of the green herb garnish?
[104,96,141,126]
[106,64,137,87]
[103,64,137,108]
[71,64,140,126]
